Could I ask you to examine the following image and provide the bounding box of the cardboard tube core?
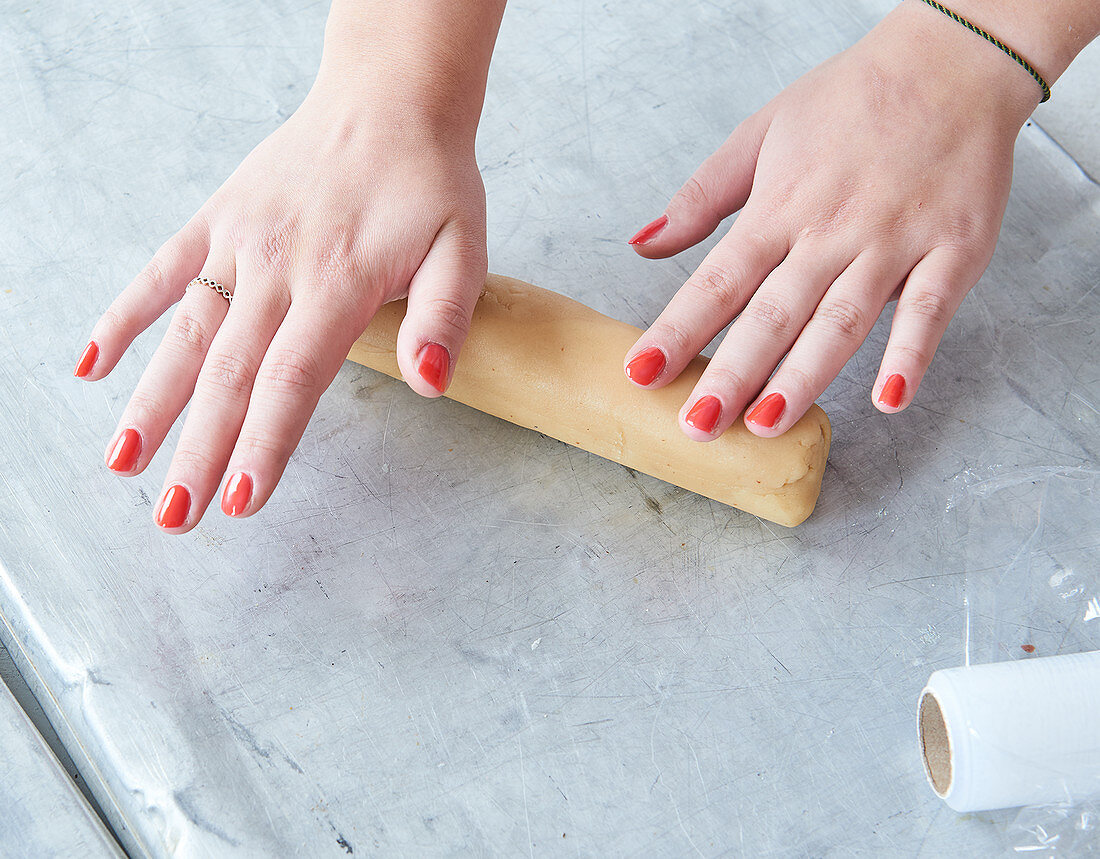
[919,691,952,796]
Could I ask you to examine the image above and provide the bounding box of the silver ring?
[188,276,233,305]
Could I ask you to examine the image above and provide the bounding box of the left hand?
[623,0,1040,440]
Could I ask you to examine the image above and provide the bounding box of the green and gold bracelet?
[917,0,1051,103]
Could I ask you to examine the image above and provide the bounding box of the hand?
[75,84,487,532]
[623,0,1041,440]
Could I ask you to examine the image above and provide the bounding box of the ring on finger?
[187,276,234,305]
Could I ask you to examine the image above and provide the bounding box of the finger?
[873,247,975,413]
[395,221,488,398]
[742,252,908,437]
[676,242,850,441]
[629,108,771,259]
[151,267,290,532]
[218,299,376,519]
[623,218,785,389]
[103,251,236,477]
[76,216,210,381]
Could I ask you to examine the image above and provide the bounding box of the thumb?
[395,220,488,398]
[630,108,771,259]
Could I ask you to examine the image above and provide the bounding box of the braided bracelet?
[917,0,1051,103]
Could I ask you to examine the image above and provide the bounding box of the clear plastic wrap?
[934,467,1100,855]
[1007,800,1099,855]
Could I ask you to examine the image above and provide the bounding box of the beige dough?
[346,274,831,527]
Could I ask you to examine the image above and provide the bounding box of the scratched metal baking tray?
[2,0,1099,854]
[0,667,121,856]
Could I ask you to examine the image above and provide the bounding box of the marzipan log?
[347,275,831,526]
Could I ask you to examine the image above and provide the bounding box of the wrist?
[290,83,480,167]
[312,0,504,146]
[310,58,483,149]
[918,0,1100,85]
[869,2,1044,130]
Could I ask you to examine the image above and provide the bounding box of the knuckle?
[447,227,489,269]
[137,257,172,296]
[99,306,127,334]
[889,341,932,365]
[743,294,795,335]
[905,290,952,327]
[426,295,473,340]
[687,261,746,309]
[311,244,357,287]
[652,320,693,357]
[125,389,165,424]
[258,347,325,394]
[797,198,861,243]
[254,237,289,274]
[200,350,254,399]
[245,219,296,274]
[815,297,868,340]
[702,362,752,398]
[760,179,796,217]
[778,363,817,396]
[938,210,984,247]
[305,223,361,285]
[673,175,714,216]
[233,434,283,463]
[168,306,213,354]
[170,446,218,475]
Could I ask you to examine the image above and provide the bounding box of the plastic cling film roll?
[918,651,1100,813]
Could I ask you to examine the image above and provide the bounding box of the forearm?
[315,0,507,141]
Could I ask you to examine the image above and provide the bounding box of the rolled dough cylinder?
[346,274,831,526]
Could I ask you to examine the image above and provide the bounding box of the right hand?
[76,80,488,532]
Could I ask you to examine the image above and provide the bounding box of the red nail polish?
[75,341,99,378]
[155,484,190,529]
[878,374,906,409]
[746,392,786,429]
[417,342,449,392]
[629,214,669,246]
[685,395,721,434]
[222,472,253,517]
[625,346,666,386]
[106,428,142,472]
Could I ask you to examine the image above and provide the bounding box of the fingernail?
[106,428,142,473]
[629,214,669,246]
[155,484,190,529]
[685,395,722,434]
[746,392,786,429]
[878,374,906,409]
[625,346,666,386]
[221,472,253,517]
[417,342,450,392]
[74,341,99,378]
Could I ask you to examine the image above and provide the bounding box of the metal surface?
[0,667,123,857]
[0,638,113,833]
[1033,40,1100,181]
[2,0,1099,855]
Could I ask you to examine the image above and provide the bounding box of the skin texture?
[624,0,1100,441]
[77,0,1098,530]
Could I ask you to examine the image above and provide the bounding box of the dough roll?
[346,274,831,526]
